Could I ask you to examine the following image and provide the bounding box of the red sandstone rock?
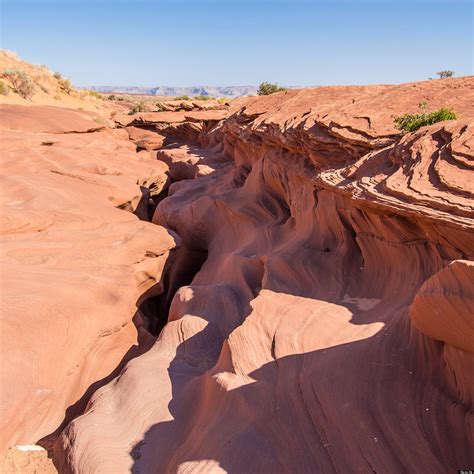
[53,78,474,472]
[0,105,176,453]
[410,260,474,353]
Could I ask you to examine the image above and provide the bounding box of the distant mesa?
[86,85,258,98]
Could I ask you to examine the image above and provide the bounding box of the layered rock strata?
[0,105,176,453]
[54,78,474,472]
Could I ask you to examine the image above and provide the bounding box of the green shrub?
[2,70,35,99]
[394,107,457,133]
[217,97,229,105]
[194,94,211,101]
[257,81,286,96]
[437,70,454,79]
[0,79,9,96]
[174,95,190,100]
[128,101,150,115]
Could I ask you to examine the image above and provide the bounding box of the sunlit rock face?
[56,78,474,473]
[0,105,176,452]
[2,77,473,473]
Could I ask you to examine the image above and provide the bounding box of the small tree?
[437,70,454,79]
[2,70,35,99]
[257,81,286,95]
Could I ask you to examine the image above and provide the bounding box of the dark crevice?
[122,181,171,222]
[138,295,167,335]
[138,245,209,336]
[130,127,211,335]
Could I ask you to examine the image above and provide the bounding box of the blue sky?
[1,0,472,87]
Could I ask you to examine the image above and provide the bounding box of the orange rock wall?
[54,79,474,472]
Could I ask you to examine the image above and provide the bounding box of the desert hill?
[0,50,117,113]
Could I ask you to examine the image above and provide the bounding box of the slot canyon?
[1,76,473,473]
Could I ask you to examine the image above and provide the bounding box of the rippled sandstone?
[0,105,176,454]
[50,78,474,472]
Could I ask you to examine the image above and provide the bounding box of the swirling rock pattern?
[0,105,177,453]
[54,78,474,473]
[3,77,473,472]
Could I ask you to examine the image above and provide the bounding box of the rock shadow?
[129,292,473,473]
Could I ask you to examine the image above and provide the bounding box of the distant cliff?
[87,85,258,97]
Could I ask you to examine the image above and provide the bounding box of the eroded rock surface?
[0,104,176,453]
[53,78,474,472]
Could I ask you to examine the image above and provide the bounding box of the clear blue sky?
[1,0,472,87]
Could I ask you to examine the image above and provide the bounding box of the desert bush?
[58,79,73,94]
[257,81,286,96]
[128,101,150,115]
[418,101,428,111]
[194,95,211,101]
[437,70,454,79]
[394,106,457,133]
[2,69,35,98]
[84,89,102,99]
[217,97,229,105]
[53,94,61,101]
[108,94,117,101]
[0,79,9,95]
[54,72,73,94]
[174,95,190,100]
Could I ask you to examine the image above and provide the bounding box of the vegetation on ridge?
[83,89,102,99]
[54,72,73,94]
[394,102,457,133]
[128,101,150,114]
[257,81,287,95]
[437,70,454,79]
[2,69,35,98]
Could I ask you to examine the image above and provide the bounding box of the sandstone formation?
[49,77,473,472]
[0,445,56,474]
[1,76,473,473]
[0,104,176,455]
